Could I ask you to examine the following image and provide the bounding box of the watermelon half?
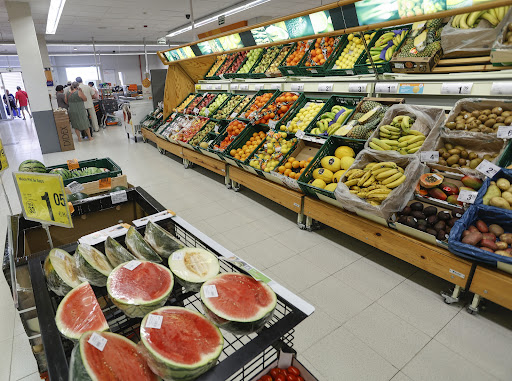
[44,248,81,296]
[104,236,137,267]
[144,221,185,258]
[55,282,109,340]
[107,261,174,318]
[168,248,219,292]
[70,331,158,381]
[200,273,277,335]
[125,226,162,263]
[75,244,113,287]
[140,307,224,381]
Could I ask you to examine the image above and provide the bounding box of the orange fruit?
[292,161,300,169]
[230,149,236,156]
[300,160,306,168]
[288,172,295,179]
[288,157,296,163]
[278,166,285,173]
[284,162,292,170]
[307,156,314,162]
[284,169,292,176]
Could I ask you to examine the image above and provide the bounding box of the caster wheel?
[225,183,232,189]
[184,162,191,169]
[142,137,147,143]
[158,148,165,155]
[306,226,313,232]
[298,223,306,230]
[467,306,479,315]
[440,291,459,305]
[233,186,240,192]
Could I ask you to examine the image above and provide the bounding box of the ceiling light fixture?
[166,0,271,38]
[46,0,67,34]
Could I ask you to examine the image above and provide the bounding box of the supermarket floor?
[1,119,512,381]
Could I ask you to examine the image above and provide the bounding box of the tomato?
[286,375,298,381]
[260,376,272,381]
[297,377,305,381]
[287,366,300,376]
[275,376,286,381]
[270,368,281,378]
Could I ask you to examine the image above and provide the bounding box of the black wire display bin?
[19,187,311,380]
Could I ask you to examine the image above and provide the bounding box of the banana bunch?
[451,6,510,28]
[310,105,351,136]
[343,162,407,206]
[367,30,408,64]
[369,115,426,155]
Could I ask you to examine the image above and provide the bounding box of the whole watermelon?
[50,168,72,179]
[18,160,46,173]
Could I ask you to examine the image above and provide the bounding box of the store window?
[65,67,99,82]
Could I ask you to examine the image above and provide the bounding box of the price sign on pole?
[13,172,73,228]
[0,138,9,174]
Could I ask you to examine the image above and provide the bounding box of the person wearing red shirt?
[15,86,31,120]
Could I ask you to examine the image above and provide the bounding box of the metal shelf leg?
[467,294,482,315]
[441,285,461,304]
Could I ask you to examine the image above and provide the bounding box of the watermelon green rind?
[50,168,72,179]
[55,282,109,341]
[200,273,277,335]
[44,248,81,296]
[75,244,113,287]
[140,307,224,381]
[168,248,219,292]
[144,221,185,258]
[18,159,46,173]
[70,331,158,381]
[107,261,174,318]
[112,186,128,192]
[66,192,89,203]
[104,236,137,267]
[126,226,162,263]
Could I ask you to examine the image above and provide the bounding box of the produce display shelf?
[182,147,227,176]
[469,266,512,313]
[24,188,310,381]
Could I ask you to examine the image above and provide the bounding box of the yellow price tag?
[0,139,8,174]
[14,172,73,228]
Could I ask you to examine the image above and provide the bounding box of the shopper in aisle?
[66,82,93,142]
[88,82,99,98]
[3,90,18,118]
[55,85,68,110]
[15,86,31,120]
[76,77,100,132]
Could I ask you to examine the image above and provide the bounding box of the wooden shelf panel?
[303,197,472,288]
[142,129,184,158]
[182,148,227,176]
[141,128,158,144]
[470,266,512,311]
[229,166,303,214]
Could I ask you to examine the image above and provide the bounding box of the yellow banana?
[467,11,484,27]
[369,142,384,150]
[381,171,404,185]
[365,162,379,170]
[406,140,425,150]
[380,139,399,146]
[398,135,418,142]
[367,194,389,201]
[371,162,397,171]
[398,167,404,174]
[371,167,395,176]
[406,130,425,136]
[404,136,425,145]
[385,174,407,188]
[345,179,360,187]
[408,146,421,154]
[376,168,399,180]
[368,200,382,206]
[358,170,372,186]
[367,188,392,196]
[357,190,369,198]
[347,169,365,180]
[372,138,392,150]
[362,174,376,187]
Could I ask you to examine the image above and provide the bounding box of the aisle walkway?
[1,119,511,380]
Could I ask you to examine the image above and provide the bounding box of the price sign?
[310,68,318,74]
[193,107,199,115]
[254,84,264,91]
[457,190,478,204]
[123,260,141,271]
[291,83,304,91]
[66,181,84,194]
[205,84,213,90]
[231,84,239,90]
[204,108,210,117]
[67,159,79,170]
[295,130,305,138]
[268,120,278,129]
[476,159,500,178]
[375,83,398,94]
[195,84,201,90]
[99,177,112,190]
[239,84,249,91]
[230,112,238,119]
[490,82,512,95]
[172,251,185,260]
[88,332,107,351]
[497,126,512,139]
[145,314,163,329]
[214,84,222,90]
[318,83,334,92]
[420,151,439,163]
[0,139,9,174]
[441,82,473,95]
[346,70,354,75]
[203,285,218,298]
[270,83,281,90]
[111,190,127,204]
[349,83,368,93]
[13,172,73,228]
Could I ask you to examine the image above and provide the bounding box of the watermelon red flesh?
[55,282,109,340]
[74,331,158,381]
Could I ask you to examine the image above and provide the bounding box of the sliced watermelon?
[75,244,113,287]
[44,248,81,296]
[168,248,219,292]
[55,282,109,340]
[70,331,158,381]
[144,221,185,258]
[140,307,223,381]
[125,226,162,263]
[200,273,277,335]
[107,261,174,317]
[104,236,137,267]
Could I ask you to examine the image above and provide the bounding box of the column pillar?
[37,34,57,110]
[6,1,61,154]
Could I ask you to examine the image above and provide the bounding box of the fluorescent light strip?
[166,0,271,37]
[49,52,157,56]
[46,0,67,34]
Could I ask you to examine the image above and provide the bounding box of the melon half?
[168,247,219,291]
[44,248,81,296]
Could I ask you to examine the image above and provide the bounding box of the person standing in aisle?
[88,82,99,98]
[3,90,18,118]
[76,77,99,132]
[55,85,68,110]
[15,86,31,120]
[66,82,93,142]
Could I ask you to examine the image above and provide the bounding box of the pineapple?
[360,101,381,113]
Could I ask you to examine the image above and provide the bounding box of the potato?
[496,241,509,250]
[497,178,511,191]
[500,233,512,244]
[489,224,505,237]
[462,231,483,246]
[468,225,479,233]
[482,232,496,241]
[495,250,512,257]
[483,183,501,205]
[502,191,512,205]
[490,197,511,210]
[476,220,488,233]
[480,239,498,251]
[462,230,471,237]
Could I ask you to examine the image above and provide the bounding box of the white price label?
[420,151,439,163]
[346,70,354,75]
[368,68,374,74]
[219,74,225,80]
[214,84,222,90]
[295,130,305,138]
[239,84,249,91]
[214,124,219,133]
[88,333,107,351]
[394,63,405,69]
[123,260,141,271]
[203,285,218,298]
[111,190,127,204]
[441,82,473,95]
[268,120,277,129]
[55,250,66,260]
[310,69,318,74]
[349,83,368,93]
[230,112,238,119]
[476,159,500,178]
[193,107,199,114]
[145,314,163,329]
[205,84,213,90]
[457,190,478,204]
[318,83,334,92]
[270,83,281,90]
[67,181,84,194]
[375,83,398,94]
[432,174,443,181]
[172,251,185,260]
[497,125,512,139]
[231,84,239,90]
[490,82,512,95]
[254,84,264,90]
[204,108,210,117]
[288,70,294,75]
[291,83,304,91]
[303,135,325,144]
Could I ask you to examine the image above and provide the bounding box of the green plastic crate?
[248,45,284,79]
[222,124,268,170]
[497,140,512,168]
[209,119,252,161]
[222,52,248,79]
[197,120,229,157]
[211,94,247,120]
[297,136,365,201]
[200,93,232,118]
[278,39,316,76]
[212,53,239,78]
[264,43,296,77]
[323,32,375,76]
[299,35,347,77]
[184,93,207,115]
[354,25,412,75]
[237,89,281,121]
[175,93,198,114]
[204,55,229,80]
[226,49,265,79]
[255,92,306,130]
[47,158,122,186]
[279,96,329,134]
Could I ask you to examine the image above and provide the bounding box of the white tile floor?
[1,118,512,380]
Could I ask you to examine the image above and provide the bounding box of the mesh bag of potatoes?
[334,150,425,219]
[442,98,512,139]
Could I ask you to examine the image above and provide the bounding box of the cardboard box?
[53,111,75,152]
[391,48,443,73]
[250,351,318,381]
